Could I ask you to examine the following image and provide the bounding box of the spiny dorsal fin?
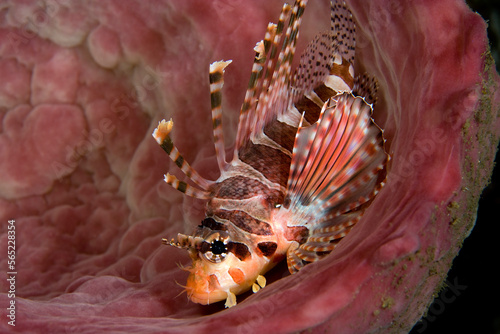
[234,21,282,153]
[234,0,308,152]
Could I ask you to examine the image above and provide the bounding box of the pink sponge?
[0,0,498,333]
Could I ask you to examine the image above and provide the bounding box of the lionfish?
[153,0,388,308]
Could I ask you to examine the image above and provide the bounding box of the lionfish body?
[153,0,388,308]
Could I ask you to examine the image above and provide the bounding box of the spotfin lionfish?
[153,0,388,308]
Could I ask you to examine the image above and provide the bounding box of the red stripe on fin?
[285,93,388,226]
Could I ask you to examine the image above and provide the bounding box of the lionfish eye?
[201,235,228,263]
[211,240,226,255]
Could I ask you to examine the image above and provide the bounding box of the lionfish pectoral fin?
[283,92,388,267]
[286,92,387,218]
[286,240,325,274]
[152,119,213,199]
[234,0,308,151]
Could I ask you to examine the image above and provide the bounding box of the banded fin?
[235,0,308,152]
[287,209,362,273]
[235,21,280,152]
[153,60,236,199]
[153,119,213,199]
[284,93,388,271]
[209,60,232,171]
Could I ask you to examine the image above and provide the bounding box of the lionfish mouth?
[1,0,498,333]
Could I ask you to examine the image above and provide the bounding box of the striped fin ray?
[153,119,213,199]
[287,209,363,273]
[235,0,307,151]
[209,60,232,171]
[235,20,282,152]
[285,93,387,273]
[163,173,211,200]
[259,6,291,100]
[285,92,387,225]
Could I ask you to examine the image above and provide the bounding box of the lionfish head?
[165,218,268,307]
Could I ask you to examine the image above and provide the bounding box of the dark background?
[410,1,499,333]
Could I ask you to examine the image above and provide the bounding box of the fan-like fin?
[284,93,387,274]
[286,241,304,273]
[294,0,356,94]
[285,92,387,226]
